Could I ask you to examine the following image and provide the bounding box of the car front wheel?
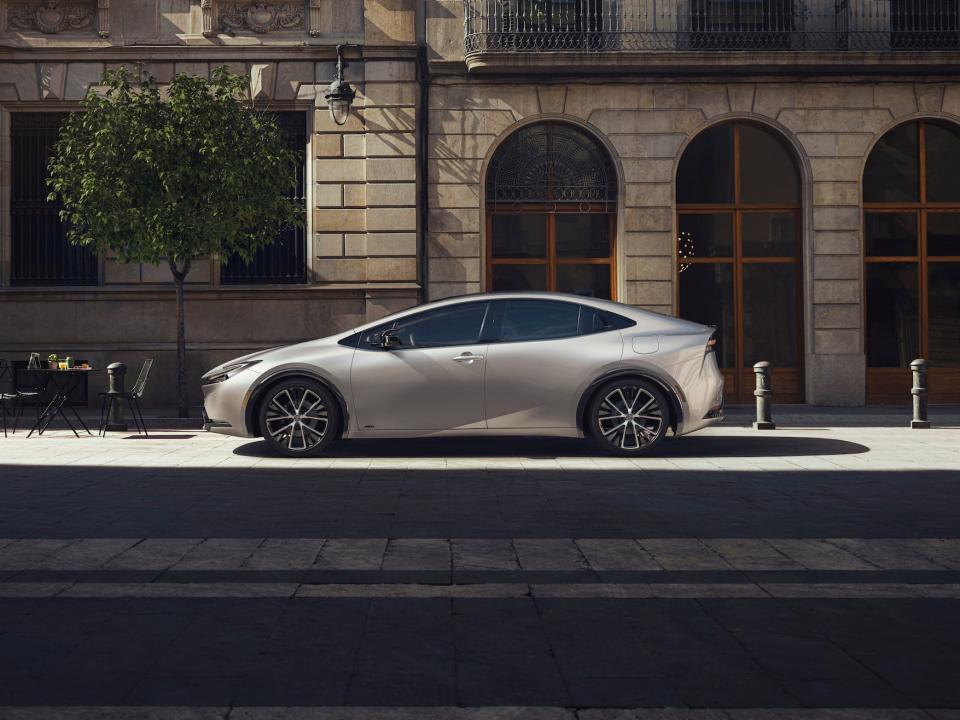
[588,378,669,455]
[258,379,340,457]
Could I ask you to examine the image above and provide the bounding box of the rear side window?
[498,300,636,342]
[579,307,636,334]
[500,300,582,342]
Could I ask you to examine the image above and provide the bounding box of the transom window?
[486,122,617,299]
[676,121,804,403]
[863,119,960,403]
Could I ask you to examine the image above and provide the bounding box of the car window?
[500,300,583,342]
[578,306,636,334]
[383,302,489,349]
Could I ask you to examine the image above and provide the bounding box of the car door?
[349,301,491,431]
[484,299,625,429]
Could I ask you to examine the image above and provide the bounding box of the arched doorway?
[485,121,618,299]
[863,119,960,403]
[676,121,804,403]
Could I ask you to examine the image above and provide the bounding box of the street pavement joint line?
[3,581,960,599]
[0,707,948,719]
[4,538,960,573]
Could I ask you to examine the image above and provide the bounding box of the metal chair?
[0,360,44,437]
[98,359,153,437]
[0,360,15,438]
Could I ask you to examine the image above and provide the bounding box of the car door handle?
[452,352,484,364]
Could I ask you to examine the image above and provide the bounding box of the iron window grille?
[486,121,617,209]
[10,113,99,286]
[221,111,308,285]
[465,0,960,52]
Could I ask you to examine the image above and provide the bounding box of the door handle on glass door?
[452,353,484,364]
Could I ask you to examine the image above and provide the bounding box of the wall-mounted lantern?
[324,44,356,126]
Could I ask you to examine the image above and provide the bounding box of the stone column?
[787,86,889,406]
[97,0,110,38]
[201,0,216,36]
[313,57,420,319]
[309,0,322,37]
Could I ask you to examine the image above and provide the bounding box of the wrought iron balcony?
[463,0,960,54]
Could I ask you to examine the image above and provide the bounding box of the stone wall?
[427,77,960,405]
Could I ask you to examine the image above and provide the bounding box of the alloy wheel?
[592,381,666,453]
[261,382,335,455]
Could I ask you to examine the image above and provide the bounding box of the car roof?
[344,291,711,336]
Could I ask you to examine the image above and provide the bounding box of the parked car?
[201,291,724,456]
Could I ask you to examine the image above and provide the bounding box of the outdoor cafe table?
[26,367,97,438]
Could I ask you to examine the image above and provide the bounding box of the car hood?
[201,346,283,379]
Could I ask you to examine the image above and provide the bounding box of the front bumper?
[201,377,257,438]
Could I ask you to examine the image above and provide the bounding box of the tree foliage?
[47,64,303,272]
[46,65,304,416]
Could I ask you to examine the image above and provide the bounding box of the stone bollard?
[752,361,776,430]
[105,362,128,432]
[910,358,930,429]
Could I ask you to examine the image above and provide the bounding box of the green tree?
[47,66,303,417]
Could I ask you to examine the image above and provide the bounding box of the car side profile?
[201,291,724,457]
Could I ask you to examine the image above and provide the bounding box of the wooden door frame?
[675,123,805,404]
[864,120,960,403]
[485,203,618,300]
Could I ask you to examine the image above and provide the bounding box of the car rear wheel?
[588,378,669,456]
[258,379,340,457]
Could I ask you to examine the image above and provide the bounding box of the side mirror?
[379,329,401,349]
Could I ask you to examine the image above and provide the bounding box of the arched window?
[676,121,804,403]
[486,122,617,299]
[864,119,960,403]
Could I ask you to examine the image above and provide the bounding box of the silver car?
[201,291,724,457]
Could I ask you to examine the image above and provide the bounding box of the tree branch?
[167,257,192,282]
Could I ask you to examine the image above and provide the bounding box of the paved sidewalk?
[25,403,960,432]
[0,423,958,717]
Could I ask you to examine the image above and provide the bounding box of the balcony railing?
[463,0,960,53]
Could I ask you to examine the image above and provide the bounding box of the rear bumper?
[675,356,725,436]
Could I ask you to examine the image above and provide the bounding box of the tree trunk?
[169,259,192,418]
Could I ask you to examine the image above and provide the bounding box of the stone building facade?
[1,0,958,407]
[426,1,960,407]
[0,0,421,408]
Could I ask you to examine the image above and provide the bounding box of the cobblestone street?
[1,417,959,718]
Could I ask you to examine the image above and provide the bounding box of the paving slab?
[514,539,590,571]
[311,539,387,570]
[639,539,734,571]
[452,538,521,571]
[576,539,662,571]
[381,539,450,571]
[103,538,202,570]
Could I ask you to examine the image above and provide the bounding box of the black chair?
[99,359,153,437]
[0,360,15,438]
[0,360,44,437]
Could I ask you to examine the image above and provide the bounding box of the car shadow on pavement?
[233,434,869,459]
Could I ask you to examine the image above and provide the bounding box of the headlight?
[201,360,261,386]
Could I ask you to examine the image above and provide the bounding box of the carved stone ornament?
[218,1,304,33]
[201,0,215,36]
[308,0,320,37]
[97,0,108,37]
[7,0,96,34]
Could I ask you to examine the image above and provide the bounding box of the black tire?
[587,378,669,456]
[258,379,340,457]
